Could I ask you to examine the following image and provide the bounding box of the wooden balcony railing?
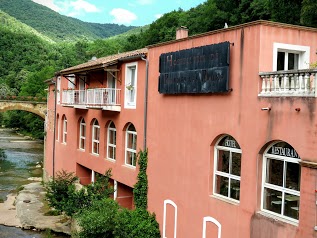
[259,69,317,97]
[62,88,121,110]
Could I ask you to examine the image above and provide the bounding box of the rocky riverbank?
[0,181,71,235]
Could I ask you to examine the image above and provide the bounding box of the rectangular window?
[273,43,310,71]
[124,62,138,109]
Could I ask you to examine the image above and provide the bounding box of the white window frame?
[107,121,116,161]
[92,119,100,155]
[62,116,67,144]
[57,76,61,104]
[124,62,138,109]
[56,114,60,142]
[213,136,242,203]
[125,123,137,167]
[261,142,301,223]
[79,118,86,151]
[273,43,310,71]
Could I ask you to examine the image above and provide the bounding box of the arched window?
[56,114,59,141]
[107,121,116,160]
[62,116,67,144]
[125,123,137,166]
[262,141,301,221]
[92,119,100,155]
[79,118,86,150]
[213,135,241,201]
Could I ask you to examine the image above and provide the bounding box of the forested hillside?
[0,0,316,139]
[123,0,317,49]
[0,0,135,41]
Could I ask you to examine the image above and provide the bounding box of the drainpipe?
[51,76,58,180]
[141,55,149,150]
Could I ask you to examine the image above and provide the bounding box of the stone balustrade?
[259,69,317,97]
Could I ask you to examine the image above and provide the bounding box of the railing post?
[314,72,317,97]
[261,75,266,94]
[304,73,310,94]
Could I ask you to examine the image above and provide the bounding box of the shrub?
[114,208,161,238]
[45,169,114,217]
[75,198,119,238]
[45,170,78,214]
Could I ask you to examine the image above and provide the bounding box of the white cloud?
[70,0,100,13]
[110,8,137,25]
[32,0,61,12]
[136,0,154,5]
[155,13,162,19]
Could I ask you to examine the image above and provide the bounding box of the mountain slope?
[0,0,135,41]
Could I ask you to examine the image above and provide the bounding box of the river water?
[0,128,69,238]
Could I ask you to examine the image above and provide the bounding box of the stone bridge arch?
[0,101,47,119]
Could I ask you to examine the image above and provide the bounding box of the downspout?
[141,55,149,150]
[51,75,58,180]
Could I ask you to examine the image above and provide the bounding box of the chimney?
[176,26,188,40]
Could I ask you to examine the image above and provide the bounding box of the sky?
[31,0,206,26]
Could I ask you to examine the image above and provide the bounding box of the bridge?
[0,96,47,119]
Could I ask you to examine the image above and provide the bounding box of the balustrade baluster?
[299,73,305,93]
[261,75,266,94]
[266,75,271,94]
[304,73,310,94]
[273,75,279,94]
[290,74,295,93]
[312,73,317,97]
[294,73,299,94]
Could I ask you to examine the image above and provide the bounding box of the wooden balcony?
[62,88,121,111]
[259,69,317,97]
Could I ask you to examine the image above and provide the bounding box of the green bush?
[75,198,119,238]
[45,169,114,217]
[114,208,161,238]
[45,170,78,214]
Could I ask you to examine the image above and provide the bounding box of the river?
[0,128,69,238]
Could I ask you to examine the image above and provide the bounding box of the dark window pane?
[266,158,283,187]
[283,193,299,220]
[288,53,299,70]
[263,188,282,215]
[215,175,228,197]
[217,150,229,173]
[231,152,241,176]
[285,162,300,191]
[230,179,240,200]
[277,52,285,71]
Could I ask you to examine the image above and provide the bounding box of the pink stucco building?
[45,20,317,237]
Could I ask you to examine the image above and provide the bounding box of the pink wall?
[146,22,317,238]
[45,21,317,238]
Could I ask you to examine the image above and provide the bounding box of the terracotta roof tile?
[60,48,148,74]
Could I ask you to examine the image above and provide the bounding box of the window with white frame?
[56,114,60,141]
[107,121,116,160]
[262,141,301,222]
[92,119,100,155]
[124,62,137,109]
[62,116,67,144]
[125,123,137,166]
[273,43,310,71]
[57,76,61,104]
[79,118,86,150]
[214,135,241,201]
